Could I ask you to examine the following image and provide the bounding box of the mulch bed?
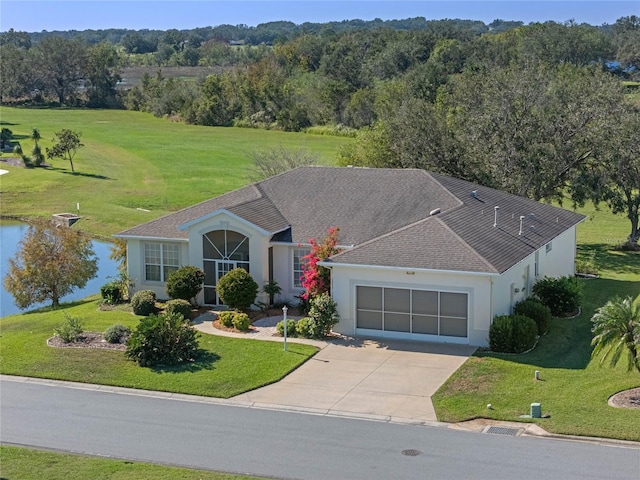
[608,387,640,409]
[47,332,127,351]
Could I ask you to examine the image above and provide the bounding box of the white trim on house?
[178,208,274,236]
[114,234,189,242]
[319,260,500,277]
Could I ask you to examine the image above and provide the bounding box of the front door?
[202,229,250,306]
[215,260,236,305]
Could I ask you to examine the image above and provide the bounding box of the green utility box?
[530,402,542,418]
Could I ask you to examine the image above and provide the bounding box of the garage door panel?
[412,314,438,335]
[412,290,438,315]
[355,286,468,341]
[384,312,410,332]
[384,288,410,313]
[440,316,467,337]
[357,310,382,330]
[441,292,468,317]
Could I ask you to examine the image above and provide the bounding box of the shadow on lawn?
[578,243,640,277]
[479,277,640,371]
[150,350,220,374]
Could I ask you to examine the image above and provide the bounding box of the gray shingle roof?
[116,166,585,274]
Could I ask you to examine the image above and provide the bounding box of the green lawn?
[0,296,317,398]
[0,445,268,480]
[0,106,350,238]
[433,202,640,441]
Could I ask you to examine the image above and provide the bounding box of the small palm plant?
[591,296,640,373]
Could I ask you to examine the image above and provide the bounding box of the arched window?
[202,230,249,305]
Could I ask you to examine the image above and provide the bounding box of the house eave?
[319,261,499,277]
[113,234,189,242]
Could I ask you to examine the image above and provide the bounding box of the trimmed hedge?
[165,266,205,305]
[104,324,131,344]
[216,268,259,311]
[165,299,192,320]
[514,297,552,335]
[131,290,157,316]
[489,314,538,353]
[533,276,583,317]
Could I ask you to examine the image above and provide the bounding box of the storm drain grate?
[485,426,521,436]
[401,449,423,457]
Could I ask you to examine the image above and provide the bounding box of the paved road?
[1,378,638,480]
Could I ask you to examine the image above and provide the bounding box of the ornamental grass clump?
[53,313,84,343]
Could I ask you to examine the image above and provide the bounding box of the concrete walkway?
[193,312,476,423]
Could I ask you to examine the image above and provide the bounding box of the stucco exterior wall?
[126,238,189,300]
[329,265,494,346]
[271,244,306,304]
[491,225,579,320]
[186,212,270,305]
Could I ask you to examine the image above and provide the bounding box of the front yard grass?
[0,296,317,398]
[433,203,640,441]
[0,445,268,480]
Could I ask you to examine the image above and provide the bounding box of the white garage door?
[356,286,468,342]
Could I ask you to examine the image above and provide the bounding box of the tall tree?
[574,102,640,246]
[47,129,84,173]
[442,63,623,201]
[86,42,122,107]
[4,219,98,308]
[32,37,88,104]
[591,296,640,373]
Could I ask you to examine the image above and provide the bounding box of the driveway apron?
[194,314,476,422]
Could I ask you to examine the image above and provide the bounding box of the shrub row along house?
[115,166,585,346]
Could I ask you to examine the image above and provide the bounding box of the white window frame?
[292,247,310,289]
[144,242,180,282]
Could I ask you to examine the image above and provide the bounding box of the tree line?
[1,16,639,244]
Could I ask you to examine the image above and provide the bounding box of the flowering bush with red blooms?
[300,226,342,300]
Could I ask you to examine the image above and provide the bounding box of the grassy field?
[0,296,317,398]
[0,445,267,480]
[0,106,350,238]
[433,201,640,441]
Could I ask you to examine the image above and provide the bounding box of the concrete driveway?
[233,337,476,423]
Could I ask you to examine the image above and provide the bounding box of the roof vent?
[471,190,478,199]
[519,216,525,235]
[430,208,441,216]
[494,206,500,227]
[529,225,536,233]
[529,213,536,221]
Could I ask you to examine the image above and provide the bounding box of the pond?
[1,221,119,317]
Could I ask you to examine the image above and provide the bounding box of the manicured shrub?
[276,318,297,337]
[295,317,313,338]
[218,310,236,328]
[104,324,131,344]
[165,266,205,305]
[125,312,199,367]
[489,314,538,353]
[216,268,259,311]
[533,276,583,317]
[307,293,339,338]
[131,290,157,316]
[165,299,192,320]
[54,313,84,343]
[514,297,552,335]
[100,280,122,304]
[232,312,250,331]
